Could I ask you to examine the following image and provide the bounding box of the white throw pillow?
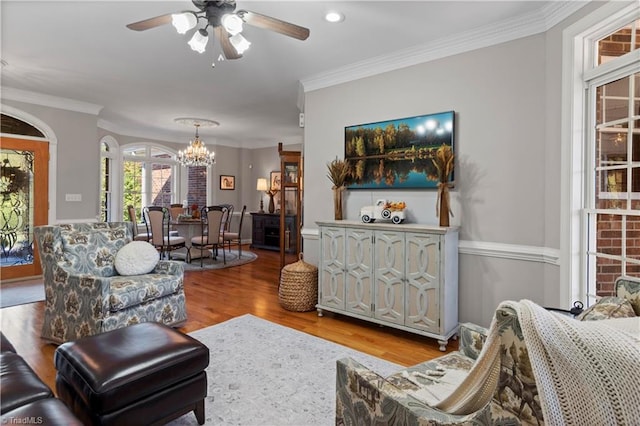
[114,241,160,276]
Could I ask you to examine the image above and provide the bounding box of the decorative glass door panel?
[278,144,302,268]
[0,138,49,280]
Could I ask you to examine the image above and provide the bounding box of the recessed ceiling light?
[324,11,344,23]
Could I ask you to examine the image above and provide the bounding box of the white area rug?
[168,314,402,426]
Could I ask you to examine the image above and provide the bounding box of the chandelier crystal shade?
[178,124,215,167]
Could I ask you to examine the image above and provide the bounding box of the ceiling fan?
[126,0,310,60]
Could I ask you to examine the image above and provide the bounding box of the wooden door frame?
[1,137,49,281]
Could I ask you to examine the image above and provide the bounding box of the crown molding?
[1,87,103,115]
[97,118,183,144]
[300,1,590,93]
[98,118,284,150]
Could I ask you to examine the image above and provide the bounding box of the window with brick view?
[588,17,640,297]
[597,18,639,65]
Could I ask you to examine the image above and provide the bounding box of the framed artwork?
[344,110,455,189]
[220,175,235,190]
[270,171,281,191]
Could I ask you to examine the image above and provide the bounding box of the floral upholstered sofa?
[337,276,640,425]
[34,222,187,344]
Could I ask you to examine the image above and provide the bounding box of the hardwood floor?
[0,246,456,394]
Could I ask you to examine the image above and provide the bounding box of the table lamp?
[256,178,268,213]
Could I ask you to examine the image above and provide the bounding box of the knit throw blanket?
[435,300,640,424]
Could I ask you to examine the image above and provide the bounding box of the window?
[123,159,144,221]
[122,144,179,219]
[99,136,118,221]
[583,12,640,301]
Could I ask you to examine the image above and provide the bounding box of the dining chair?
[127,205,151,242]
[223,205,246,257]
[190,205,226,267]
[169,204,185,221]
[143,206,187,260]
[169,203,186,234]
[218,204,234,233]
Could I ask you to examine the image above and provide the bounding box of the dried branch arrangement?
[432,144,454,183]
[326,157,350,188]
[432,144,454,226]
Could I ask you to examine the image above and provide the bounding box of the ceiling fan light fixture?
[171,12,198,34]
[188,28,209,53]
[229,33,251,54]
[221,13,244,36]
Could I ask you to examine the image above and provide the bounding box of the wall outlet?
[65,193,82,202]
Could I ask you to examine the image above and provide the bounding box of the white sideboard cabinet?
[316,220,459,351]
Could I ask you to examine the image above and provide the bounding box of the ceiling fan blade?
[239,10,310,41]
[126,14,173,31]
[215,26,242,60]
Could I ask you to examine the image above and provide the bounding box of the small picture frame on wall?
[270,171,281,191]
[220,175,235,190]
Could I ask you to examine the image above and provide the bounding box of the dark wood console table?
[250,212,297,253]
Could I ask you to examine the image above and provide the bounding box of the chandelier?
[177,122,216,167]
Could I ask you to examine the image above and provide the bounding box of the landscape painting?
[345,110,455,189]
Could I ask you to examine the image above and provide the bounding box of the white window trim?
[561,1,640,306]
[120,143,183,216]
[99,135,120,221]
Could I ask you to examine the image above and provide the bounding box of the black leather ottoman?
[54,322,209,426]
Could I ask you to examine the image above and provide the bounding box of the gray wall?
[248,143,302,213]
[4,99,100,221]
[3,98,299,227]
[3,2,607,327]
[301,4,602,327]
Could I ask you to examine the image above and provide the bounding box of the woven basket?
[279,254,318,312]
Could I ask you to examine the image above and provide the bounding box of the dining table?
[170,219,211,262]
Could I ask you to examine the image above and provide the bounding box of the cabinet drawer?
[265,217,279,227]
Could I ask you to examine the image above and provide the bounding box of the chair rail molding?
[301,227,559,266]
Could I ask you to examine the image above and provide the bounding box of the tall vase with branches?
[327,158,350,220]
[432,144,454,227]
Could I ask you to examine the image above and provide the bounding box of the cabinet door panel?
[346,228,373,316]
[319,227,345,309]
[405,233,440,332]
[374,231,404,324]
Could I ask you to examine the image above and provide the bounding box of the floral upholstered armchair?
[337,276,640,425]
[34,222,187,344]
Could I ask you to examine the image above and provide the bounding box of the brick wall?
[187,166,207,209]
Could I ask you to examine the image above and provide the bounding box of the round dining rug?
[182,249,257,271]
